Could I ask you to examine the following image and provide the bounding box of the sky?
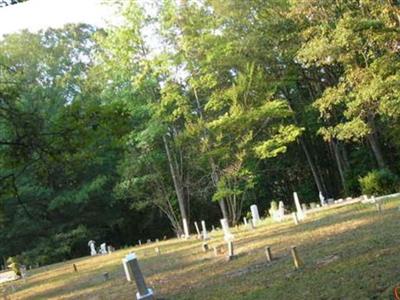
[0,0,119,37]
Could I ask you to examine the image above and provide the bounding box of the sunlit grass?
[2,198,400,299]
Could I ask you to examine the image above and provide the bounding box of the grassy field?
[2,198,400,299]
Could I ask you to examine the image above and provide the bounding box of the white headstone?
[220,218,234,241]
[182,218,190,239]
[293,192,305,220]
[250,204,260,226]
[100,243,107,255]
[88,240,97,256]
[276,201,285,222]
[243,217,248,226]
[319,191,326,206]
[201,220,208,240]
[194,221,201,239]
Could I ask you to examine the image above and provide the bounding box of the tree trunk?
[366,116,386,169]
[299,138,326,195]
[162,135,189,236]
[330,139,346,193]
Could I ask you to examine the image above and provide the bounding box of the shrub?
[359,169,399,196]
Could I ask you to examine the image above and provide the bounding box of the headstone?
[290,246,303,269]
[265,246,272,262]
[99,243,107,255]
[201,220,208,240]
[103,272,109,281]
[147,239,151,244]
[194,221,201,239]
[138,240,142,246]
[122,253,154,300]
[319,191,326,206]
[227,241,236,261]
[301,203,307,212]
[182,218,190,239]
[293,192,305,220]
[243,217,248,226]
[250,204,260,226]
[276,201,285,222]
[107,246,114,254]
[155,239,159,243]
[220,218,234,241]
[20,265,27,279]
[88,240,97,256]
[211,225,215,232]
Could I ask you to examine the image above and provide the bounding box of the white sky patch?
[0,0,119,37]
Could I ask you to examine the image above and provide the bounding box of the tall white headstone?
[194,221,201,239]
[319,191,326,206]
[220,218,234,241]
[293,192,305,220]
[88,240,97,256]
[182,218,190,239]
[250,204,260,226]
[201,220,208,240]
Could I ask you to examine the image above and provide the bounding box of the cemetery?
[1,1,400,299]
[2,194,400,299]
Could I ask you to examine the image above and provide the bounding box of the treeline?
[0,0,399,265]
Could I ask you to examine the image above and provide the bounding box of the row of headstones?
[88,241,115,256]
[121,243,306,300]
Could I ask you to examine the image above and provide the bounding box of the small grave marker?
[290,246,303,269]
[227,241,236,261]
[265,246,272,262]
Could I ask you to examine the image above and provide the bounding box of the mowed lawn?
[2,198,400,299]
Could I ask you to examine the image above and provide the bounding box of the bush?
[359,169,399,196]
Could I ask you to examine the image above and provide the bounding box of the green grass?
[2,198,400,299]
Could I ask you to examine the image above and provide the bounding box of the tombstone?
[138,240,142,246]
[182,218,190,239]
[122,253,155,300]
[194,221,201,239]
[276,201,285,222]
[243,217,248,226]
[211,225,215,232]
[227,241,236,261]
[301,203,307,212]
[20,265,27,279]
[220,218,234,241]
[201,220,208,240]
[103,272,109,281]
[155,239,159,243]
[319,191,326,206]
[290,246,303,269]
[250,204,260,226]
[310,202,317,209]
[293,192,305,220]
[163,236,167,240]
[265,246,272,262]
[99,243,107,255]
[88,240,97,256]
[107,246,114,254]
[147,239,151,244]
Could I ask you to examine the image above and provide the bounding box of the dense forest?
[1,0,399,266]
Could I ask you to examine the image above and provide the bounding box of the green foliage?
[359,169,399,196]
